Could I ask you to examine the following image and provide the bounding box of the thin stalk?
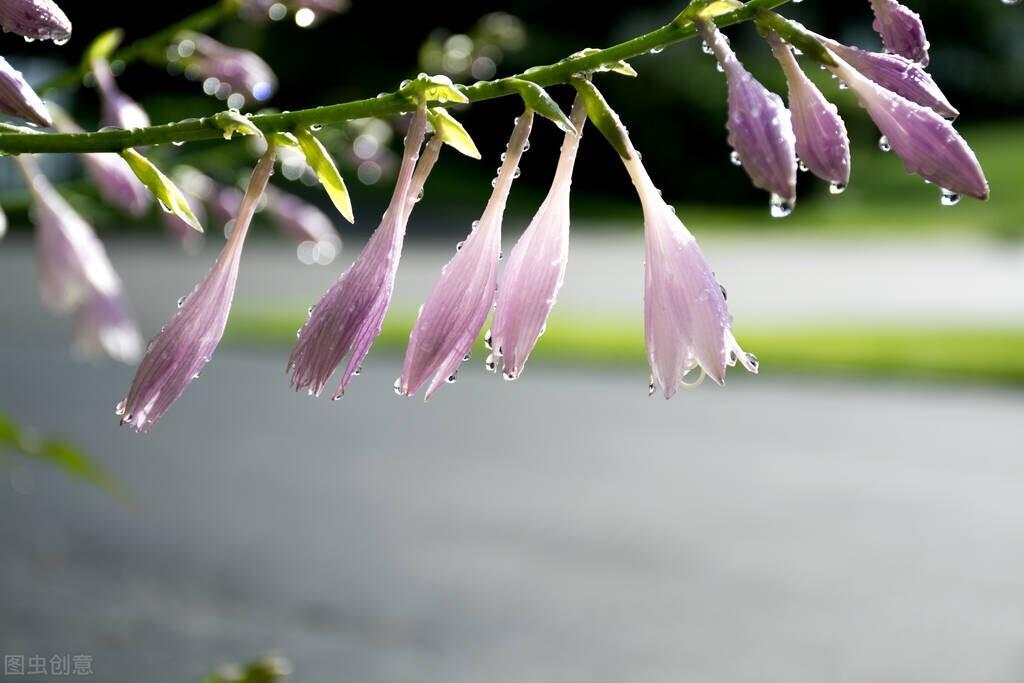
[1,0,790,156]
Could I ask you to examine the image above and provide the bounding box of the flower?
[697,19,797,210]
[17,157,121,313]
[491,98,586,380]
[173,32,277,105]
[0,56,51,127]
[117,147,276,431]
[288,104,435,399]
[818,35,956,118]
[829,53,989,200]
[263,184,343,259]
[0,0,71,43]
[766,32,851,189]
[399,111,534,398]
[73,289,143,364]
[91,57,150,130]
[869,0,929,66]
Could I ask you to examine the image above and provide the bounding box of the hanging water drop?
[484,354,497,372]
[393,377,403,395]
[648,376,656,397]
[940,189,961,206]
[484,329,493,350]
[730,150,742,166]
[829,182,847,195]
[878,135,891,152]
[769,194,794,218]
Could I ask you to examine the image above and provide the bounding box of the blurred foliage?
[0,411,123,497]
[203,655,292,683]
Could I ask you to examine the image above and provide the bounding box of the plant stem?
[2,0,789,156]
[37,0,241,93]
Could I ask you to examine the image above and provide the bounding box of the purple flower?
[288,104,436,399]
[829,55,988,199]
[869,0,930,66]
[73,289,143,364]
[17,157,121,314]
[264,184,342,258]
[491,98,587,381]
[117,147,277,432]
[175,32,277,105]
[767,33,851,189]
[91,57,150,130]
[818,35,956,118]
[399,111,534,398]
[0,56,51,127]
[0,0,71,43]
[697,19,797,210]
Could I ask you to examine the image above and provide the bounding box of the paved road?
[2,235,1024,682]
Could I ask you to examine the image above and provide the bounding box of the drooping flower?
[575,80,757,396]
[117,147,277,431]
[263,184,343,259]
[869,0,929,66]
[491,98,587,381]
[697,19,797,212]
[288,104,436,399]
[829,53,989,200]
[16,157,121,313]
[817,34,956,118]
[399,111,534,398]
[73,289,143,364]
[0,0,71,43]
[766,32,851,191]
[91,57,150,130]
[0,56,51,127]
[172,32,277,106]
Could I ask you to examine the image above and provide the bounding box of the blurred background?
[2,1,1024,681]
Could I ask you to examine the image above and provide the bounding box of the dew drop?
[484,354,497,372]
[878,135,891,152]
[177,295,187,308]
[445,372,458,384]
[115,399,127,416]
[393,377,403,395]
[940,189,961,206]
[829,182,847,195]
[484,329,493,350]
[769,194,794,218]
[648,376,656,397]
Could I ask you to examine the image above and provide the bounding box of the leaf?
[120,149,204,232]
[570,48,638,78]
[400,74,469,105]
[84,28,124,65]
[212,109,264,140]
[501,79,576,135]
[294,127,354,223]
[270,132,300,148]
[427,108,481,159]
[571,79,632,159]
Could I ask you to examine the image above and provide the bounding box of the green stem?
[3,0,789,155]
[38,0,241,93]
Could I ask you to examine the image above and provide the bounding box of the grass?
[226,309,1024,386]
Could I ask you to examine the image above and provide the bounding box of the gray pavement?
[2,235,1024,682]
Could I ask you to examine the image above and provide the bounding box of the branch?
[0,0,789,155]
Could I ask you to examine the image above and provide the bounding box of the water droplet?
[485,354,497,372]
[445,372,458,384]
[307,305,316,316]
[940,189,961,206]
[769,194,794,218]
[829,182,847,195]
[115,399,127,416]
[719,283,728,300]
[463,352,472,362]
[729,150,742,166]
[648,376,656,397]
[745,353,760,372]
[172,140,185,147]
[484,329,493,350]
[649,46,663,55]
[177,296,187,308]
[798,160,809,173]
[353,366,362,376]
[311,124,323,131]
[502,370,517,381]
[393,377,403,395]
[701,41,713,55]
[878,135,891,152]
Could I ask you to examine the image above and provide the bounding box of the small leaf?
[85,28,124,65]
[295,128,354,223]
[120,149,204,232]
[501,79,576,135]
[570,79,632,159]
[570,48,638,78]
[427,108,481,159]
[271,131,300,148]
[212,109,264,140]
[400,74,469,105]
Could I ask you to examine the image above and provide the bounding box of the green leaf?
[270,131,300,148]
[212,109,265,140]
[294,127,354,223]
[570,48,638,78]
[427,108,481,159]
[570,79,632,159]
[84,28,124,65]
[400,74,469,105]
[120,149,204,232]
[500,79,576,135]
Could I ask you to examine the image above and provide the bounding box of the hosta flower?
[399,111,534,398]
[73,289,143,364]
[818,35,956,118]
[91,57,150,130]
[0,0,70,43]
[0,56,51,127]
[829,54,988,199]
[117,148,276,431]
[288,104,435,399]
[767,33,850,190]
[17,158,121,313]
[174,32,277,105]
[697,19,797,211]
[869,0,929,66]
[491,98,586,380]
[264,184,342,255]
